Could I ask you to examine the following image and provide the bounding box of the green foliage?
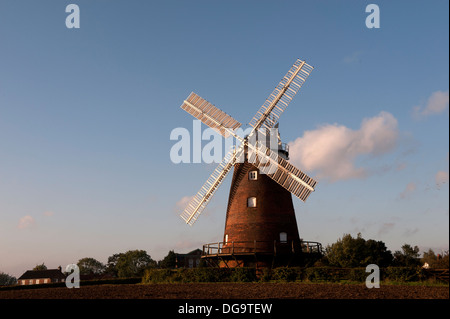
[142,269,176,283]
[105,253,123,277]
[325,233,393,268]
[259,268,272,282]
[115,250,157,278]
[421,249,449,269]
[186,268,232,282]
[32,263,47,271]
[393,244,421,267]
[0,272,17,286]
[230,268,257,282]
[348,268,368,282]
[159,250,177,269]
[384,267,424,282]
[141,266,438,284]
[305,267,336,282]
[271,267,301,282]
[142,267,258,283]
[77,257,105,275]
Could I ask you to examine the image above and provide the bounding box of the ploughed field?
[0,282,448,299]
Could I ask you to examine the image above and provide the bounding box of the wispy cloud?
[403,227,419,237]
[17,215,35,229]
[435,171,449,189]
[398,182,417,199]
[174,195,193,214]
[343,51,363,64]
[378,222,395,236]
[413,90,449,119]
[288,111,399,182]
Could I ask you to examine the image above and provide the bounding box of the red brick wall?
[223,162,301,253]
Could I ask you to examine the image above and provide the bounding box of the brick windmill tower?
[178,58,322,268]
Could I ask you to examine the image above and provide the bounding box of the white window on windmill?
[248,170,258,180]
[280,232,288,243]
[225,234,228,243]
[247,197,257,207]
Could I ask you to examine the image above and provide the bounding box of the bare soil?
[0,282,448,299]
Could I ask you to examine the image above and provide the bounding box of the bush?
[348,268,368,282]
[259,268,272,282]
[230,268,257,282]
[142,268,236,283]
[188,268,232,282]
[305,267,336,282]
[141,266,432,285]
[384,267,424,282]
[271,267,301,282]
[142,269,174,283]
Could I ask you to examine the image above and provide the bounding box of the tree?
[159,250,177,269]
[33,263,47,271]
[421,249,449,269]
[325,233,393,268]
[364,239,393,267]
[0,272,17,286]
[105,253,124,277]
[77,257,105,275]
[393,244,420,267]
[114,250,157,278]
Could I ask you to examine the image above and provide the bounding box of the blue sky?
[0,0,448,277]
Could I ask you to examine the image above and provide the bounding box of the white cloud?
[413,90,449,118]
[17,215,35,229]
[288,111,399,182]
[43,211,54,217]
[174,195,193,214]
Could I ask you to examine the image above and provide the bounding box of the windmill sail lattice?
[180,147,242,226]
[181,92,242,137]
[249,59,313,135]
[247,142,317,201]
[179,58,317,225]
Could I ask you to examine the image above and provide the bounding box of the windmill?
[178,58,322,267]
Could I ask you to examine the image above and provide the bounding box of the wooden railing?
[424,268,449,282]
[202,240,322,257]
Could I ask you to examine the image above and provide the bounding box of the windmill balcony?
[202,240,322,257]
[278,143,289,153]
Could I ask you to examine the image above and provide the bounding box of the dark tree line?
[1,235,448,285]
[77,249,180,278]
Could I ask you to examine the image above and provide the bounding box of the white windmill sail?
[181,92,242,137]
[246,141,317,202]
[178,58,317,225]
[249,59,313,135]
[180,146,243,226]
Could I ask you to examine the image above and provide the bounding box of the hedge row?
[0,277,141,291]
[142,267,429,284]
[265,267,426,282]
[142,268,257,284]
